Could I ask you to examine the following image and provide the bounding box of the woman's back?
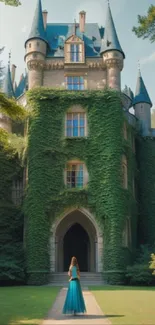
[71,265,78,278]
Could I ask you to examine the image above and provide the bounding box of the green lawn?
[90,286,155,325]
[0,286,60,325]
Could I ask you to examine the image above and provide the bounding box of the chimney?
[42,10,48,29]
[79,11,86,33]
[11,64,17,85]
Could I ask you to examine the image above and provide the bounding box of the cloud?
[140,52,155,65]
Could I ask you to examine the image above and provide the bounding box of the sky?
[0,0,155,109]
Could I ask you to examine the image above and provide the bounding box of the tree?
[0,0,21,6]
[0,92,26,121]
[152,109,155,128]
[132,5,155,42]
[0,47,5,90]
[149,253,155,275]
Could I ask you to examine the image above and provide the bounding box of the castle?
[1,0,155,285]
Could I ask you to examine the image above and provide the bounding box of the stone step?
[49,272,105,286]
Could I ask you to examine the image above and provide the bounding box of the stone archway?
[63,223,90,271]
[50,208,103,273]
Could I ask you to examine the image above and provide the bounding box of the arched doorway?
[50,208,103,273]
[63,223,90,271]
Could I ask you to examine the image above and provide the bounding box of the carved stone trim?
[27,58,107,71]
[45,61,64,70]
[105,58,123,70]
[27,59,64,71]
[87,60,105,70]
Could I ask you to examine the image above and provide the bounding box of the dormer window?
[64,35,84,64]
[70,44,81,62]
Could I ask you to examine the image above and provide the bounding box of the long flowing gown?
[62,265,86,315]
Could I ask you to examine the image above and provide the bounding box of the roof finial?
[74,18,77,35]
[8,50,11,67]
[138,59,141,76]
[107,0,110,7]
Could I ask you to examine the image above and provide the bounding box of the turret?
[133,70,152,136]
[122,85,134,110]
[0,62,15,132]
[24,0,48,89]
[100,3,125,90]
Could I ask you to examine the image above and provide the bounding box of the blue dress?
[62,265,86,315]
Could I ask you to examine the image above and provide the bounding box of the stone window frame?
[66,76,84,90]
[64,159,88,189]
[12,178,24,206]
[64,35,85,64]
[122,154,128,189]
[65,105,88,138]
[122,217,132,248]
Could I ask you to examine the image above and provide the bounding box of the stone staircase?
[49,272,105,286]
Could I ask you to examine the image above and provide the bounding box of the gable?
[65,35,83,43]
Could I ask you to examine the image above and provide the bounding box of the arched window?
[64,160,88,189]
[65,105,87,137]
[122,155,128,189]
[12,178,24,205]
[29,43,31,48]
[122,217,131,248]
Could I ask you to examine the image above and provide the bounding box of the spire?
[100,3,125,58]
[3,52,14,98]
[25,0,47,46]
[133,69,152,106]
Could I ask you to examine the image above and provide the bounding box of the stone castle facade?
[1,0,155,281]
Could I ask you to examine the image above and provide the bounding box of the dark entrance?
[63,223,90,271]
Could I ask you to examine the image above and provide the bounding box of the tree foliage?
[0,0,21,6]
[150,253,155,275]
[132,5,155,42]
[0,92,26,121]
[0,47,5,90]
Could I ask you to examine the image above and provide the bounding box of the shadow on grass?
[89,285,155,291]
[49,314,124,320]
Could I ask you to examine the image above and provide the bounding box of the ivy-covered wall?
[0,131,24,283]
[24,88,137,285]
[136,137,155,246]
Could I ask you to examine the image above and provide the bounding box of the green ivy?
[0,136,24,283]
[25,88,137,285]
[136,137,155,245]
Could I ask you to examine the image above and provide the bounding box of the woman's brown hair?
[70,256,79,270]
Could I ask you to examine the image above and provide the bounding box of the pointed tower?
[3,64,15,98]
[100,3,125,90]
[133,69,152,136]
[0,61,14,132]
[24,0,48,89]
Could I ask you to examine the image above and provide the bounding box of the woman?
[62,256,86,315]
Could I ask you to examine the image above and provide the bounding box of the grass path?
[0,286,60,325]
[90,286,155,325]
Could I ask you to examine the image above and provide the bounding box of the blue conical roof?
[133,70,152,106]
[25,0,47,46]
[100,4,125,58]
[3,65,14,98]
